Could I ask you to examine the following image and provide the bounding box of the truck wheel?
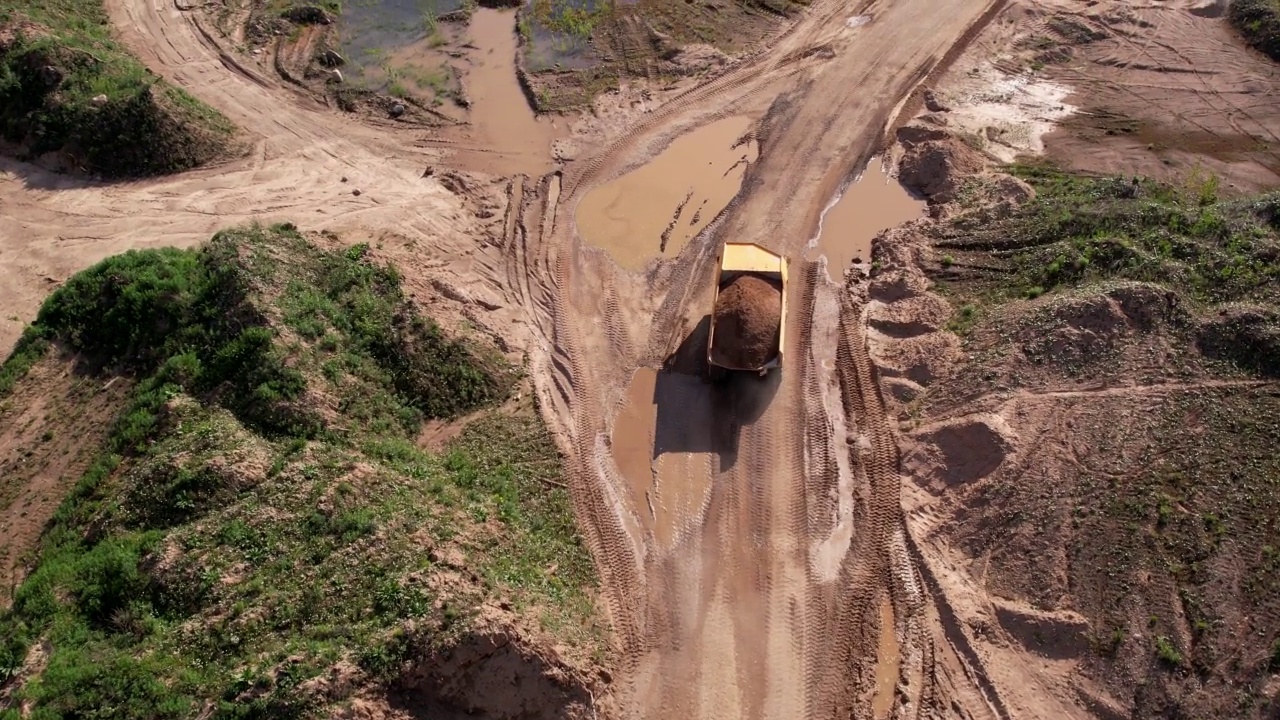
[708,365,727,383]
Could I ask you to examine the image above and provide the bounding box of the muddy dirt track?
[513,0,1013,717]
[0,0,1025,715]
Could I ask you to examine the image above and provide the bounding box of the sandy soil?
[0,356,131,604]
[924,0,1280,192]
[5,0,1280,715]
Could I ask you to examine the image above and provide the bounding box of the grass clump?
[935,165,1280,377]
[0,224,598,716]
[528,0,612,40]
[1230,0,1280,62]
[1154,635,1183,669]
[946,167,1280,306]
[0,4,234,177]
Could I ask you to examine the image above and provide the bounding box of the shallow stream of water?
[871,598,901,718]
[461,8,561,175]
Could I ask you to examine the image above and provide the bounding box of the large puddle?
[814,157,924,278]
[446,8,562,175]
[612,368,717,550]
[577,116,758,271]
[871,598,901,719]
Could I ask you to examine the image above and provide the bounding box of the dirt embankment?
[0,18,235,177]
[710,273,781,369]
[0,226,606,718]
[872,96,1280,718]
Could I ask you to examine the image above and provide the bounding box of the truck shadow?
[654,315,782,473]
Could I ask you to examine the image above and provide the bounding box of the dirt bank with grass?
[0,9,234,177]
[872,134,1280,718]
[1230,0,1280,61]
[0,224,608,718]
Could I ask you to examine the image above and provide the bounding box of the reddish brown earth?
[4,0,1280,714]
[0,355,130,605]
[710,273,781,369]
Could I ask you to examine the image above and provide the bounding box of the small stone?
[317,48,345,67]
[389,102,406,118]
[923,89,950,112]
[330,69,343,83]
[352,188,362,196]
[340,176,348,182]
[252,48,263,55]
[90,94,109,106]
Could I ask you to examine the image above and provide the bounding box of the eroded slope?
[0,225,606,718]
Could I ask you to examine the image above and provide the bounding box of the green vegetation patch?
[0,4,234,177]
[934,166,1280,377]
[0,224,598,717]
[1230,0,1280,62]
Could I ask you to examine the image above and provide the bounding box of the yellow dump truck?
[706,242,788,379]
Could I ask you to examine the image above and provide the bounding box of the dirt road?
[507,0,1013,716]
[2,0,1015,716]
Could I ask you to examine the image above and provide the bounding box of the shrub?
[1230,0,1280,62]
[22,644,192,718]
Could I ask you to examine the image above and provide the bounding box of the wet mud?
[612,368,719,551]
[814,157,924,278]
[577,116,758,271]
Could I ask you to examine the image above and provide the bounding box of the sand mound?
[712,273,781,369]
[897,138,984,203]
[903,416,1013,493]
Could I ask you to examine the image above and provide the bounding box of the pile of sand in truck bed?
[711,273,782,369]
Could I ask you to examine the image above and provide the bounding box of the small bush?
[1154,635,1183,668]
[1230,0,1280,62]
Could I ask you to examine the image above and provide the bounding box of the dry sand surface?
[5,0,1280,716]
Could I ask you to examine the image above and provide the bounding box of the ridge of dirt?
[871,95,1280,717]
[0,354,131,604]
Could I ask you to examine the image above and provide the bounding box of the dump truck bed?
[707,243,788,373]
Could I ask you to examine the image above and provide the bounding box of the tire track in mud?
[505,0,1010,715]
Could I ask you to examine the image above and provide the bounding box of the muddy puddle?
[871,598,901,718]
[613,368,716,551]
[812,156,924,278]
[577,116,758,271]
[453,7,563,175]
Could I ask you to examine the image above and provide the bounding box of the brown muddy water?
[577,116,758,271]
[613,368,715,551]
[450,8,563,175]
[871,598,901,719]
[814,156,924,277]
